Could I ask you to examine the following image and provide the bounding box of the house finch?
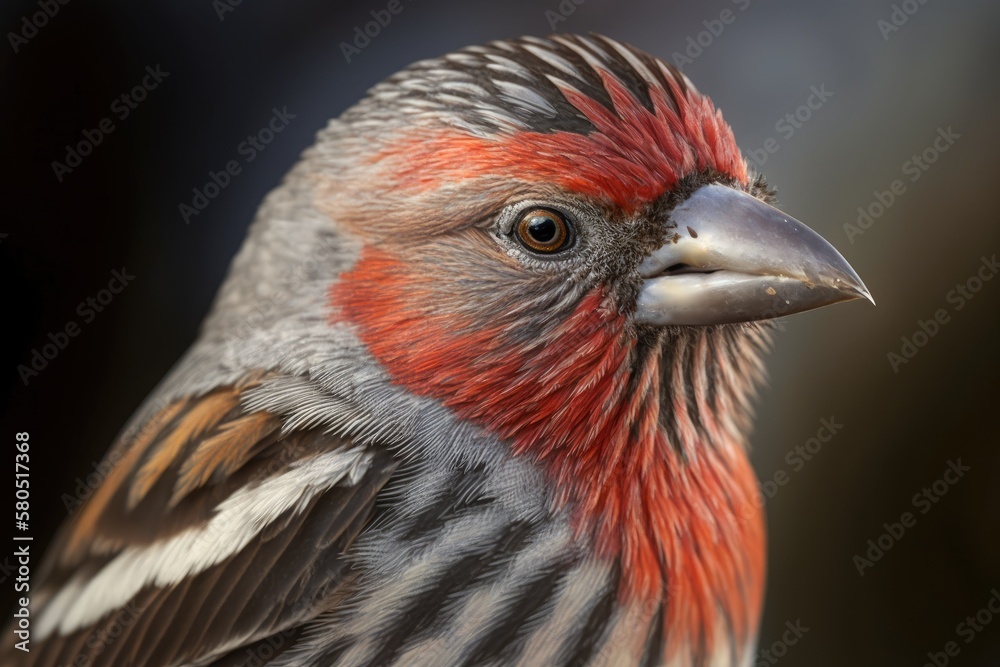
[10,34,871,667]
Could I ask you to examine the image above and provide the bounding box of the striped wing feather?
[16,377,397,667]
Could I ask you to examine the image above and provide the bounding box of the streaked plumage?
[6,33,870,667]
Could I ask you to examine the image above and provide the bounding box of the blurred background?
[3,0,999,664]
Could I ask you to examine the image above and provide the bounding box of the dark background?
[3,0,999,664]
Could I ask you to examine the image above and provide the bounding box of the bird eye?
[515,208,572,254]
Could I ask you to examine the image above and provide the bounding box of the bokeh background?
[3,0,999,664]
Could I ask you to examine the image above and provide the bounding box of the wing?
[11,374,397,667]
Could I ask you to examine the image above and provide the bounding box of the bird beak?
[635,183,874,326]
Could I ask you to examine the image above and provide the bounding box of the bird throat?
[334,250,767,658]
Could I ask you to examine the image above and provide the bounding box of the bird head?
[318,33,870,458]
[322,35,868,328]
[209,33,871,659]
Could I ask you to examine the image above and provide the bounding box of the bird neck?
[334,251,768,657]
[493,303,769,658]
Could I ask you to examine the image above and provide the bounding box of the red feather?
[369,66,747,215]
[333,249,765,656]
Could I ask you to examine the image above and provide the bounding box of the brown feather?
[18,376,397,667]
[62,399,189,565]
[128,389,240,509]
[172,410,282,506]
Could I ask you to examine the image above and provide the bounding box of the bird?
[8,33,872,667]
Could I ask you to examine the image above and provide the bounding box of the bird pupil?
[528,216,557,243]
